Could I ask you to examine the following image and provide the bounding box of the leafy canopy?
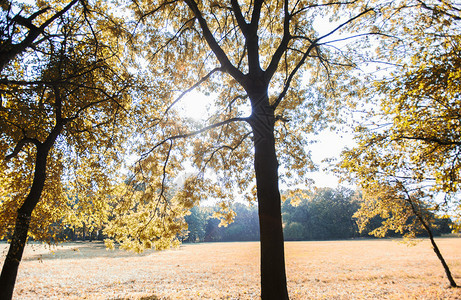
[340,0,461,235]
[0,0,133,243]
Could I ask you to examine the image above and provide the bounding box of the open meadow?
[1,238,461,299]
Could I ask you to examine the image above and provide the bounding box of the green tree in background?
[282,188,359,241]
[184,206,208,243]
[182,187,452,243]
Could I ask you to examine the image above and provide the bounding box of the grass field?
[1,238,461,299]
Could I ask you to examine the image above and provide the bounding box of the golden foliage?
[340,1,461,236]
[0,0,133,244]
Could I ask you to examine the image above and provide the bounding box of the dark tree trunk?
[404,190,458,288]
[249,88,289,300]
[417,214,458,287]
[0,213,31,300]
[0,147,49,300]
[426,227,458,288]
[82,223,86,241]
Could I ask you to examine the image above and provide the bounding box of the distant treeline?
[23,187,452,244]
[183,187,453,243]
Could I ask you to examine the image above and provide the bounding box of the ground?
[1,238,461,299]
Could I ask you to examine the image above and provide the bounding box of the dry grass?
[1,238,461,299]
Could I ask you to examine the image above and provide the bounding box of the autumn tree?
[340,0,460,288]
[0,0,79,73]
[118,1,380,298]
[0,1,135,298]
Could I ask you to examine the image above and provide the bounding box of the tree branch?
[398,135,461,146]
[197,131,252,172]
[5,138,40,161]
[250,0,264,29]
[264,0,292,83]
[0,0,79,72]
[270,8,375,109]
[315,8,375,44]
[271,41,318,110]
[183,0,244,83]
[230,0,249,37]
[141,117,249,159]
[164,67,223,115]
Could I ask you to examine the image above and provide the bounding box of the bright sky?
[177,92,355,189]
[175,91,218,121]
[306,131,355,188]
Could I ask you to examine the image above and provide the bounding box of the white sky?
[177,92,355,189]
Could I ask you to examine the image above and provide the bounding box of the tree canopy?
[2,0,461,298]
[340,0,461,237]
[339,0,461,288]
[0,0,137,297]
[114,1,379,298]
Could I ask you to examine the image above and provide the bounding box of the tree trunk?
[0,147,49,300]
[249,89,289,300]
[417,215,458,287]
[427,228,458,288]
[404,190,458,288]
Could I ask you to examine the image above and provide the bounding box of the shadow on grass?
[21,241,164,261]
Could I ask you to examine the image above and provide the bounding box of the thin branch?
[264,0,292,82]
[196,131,252,175]
[147,17,196,64]
[292,1,360,17]
[398,135,461,146]
[164,67,223,115]
[0,0,80,71]
[316,8,375,45]
[416,0,461,20]
[136,139,174,237]
[5,138,41,161]
[317,32,395,47]
[271,42,317,110]
[270,8,375,109]
[141,117,249,159]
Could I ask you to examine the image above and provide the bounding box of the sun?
[175,91,215,121]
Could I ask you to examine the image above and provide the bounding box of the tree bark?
[426,227,458,288]
[403,188,458,288]
[416,213,458,287]
[0,146,50,300]
[249,88,289,300]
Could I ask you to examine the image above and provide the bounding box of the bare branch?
[316,8,375,44]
